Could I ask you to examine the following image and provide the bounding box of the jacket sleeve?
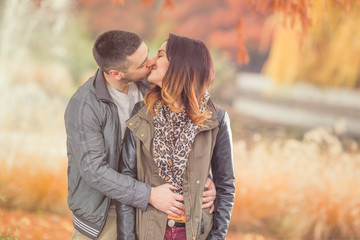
[65,96,150,210]
[116,128,138,240]
[207,108,235,240]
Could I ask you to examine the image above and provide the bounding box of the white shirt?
[106,82,144,216]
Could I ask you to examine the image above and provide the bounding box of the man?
[65,30,215,240]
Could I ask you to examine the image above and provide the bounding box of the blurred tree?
[160,0,360,65]
[79,0,360,87]
[79,0,359,72]
[263,0,360,89]
[77,0,266,68]
[77,0,162,39]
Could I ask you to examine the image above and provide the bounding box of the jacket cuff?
[133,182,151,211]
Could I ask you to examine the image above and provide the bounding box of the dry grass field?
[230,127,360,239]
[1,127,360,239]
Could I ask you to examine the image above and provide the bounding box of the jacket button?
[209,111,213,114]
[101,213,104,216]
[129,123,133,126]
[141,134,144,137]
[196,180,200,184]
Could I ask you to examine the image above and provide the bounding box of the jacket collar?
[94,69,112,102]
[93,68,150,102]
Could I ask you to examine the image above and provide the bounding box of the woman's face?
[148,42,169,88]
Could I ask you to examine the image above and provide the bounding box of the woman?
[117,33,235,240]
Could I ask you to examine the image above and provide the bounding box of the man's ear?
[108,70,124,81]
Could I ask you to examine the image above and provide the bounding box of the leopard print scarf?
[153,90,210,194]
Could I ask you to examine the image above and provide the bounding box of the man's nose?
[146,57,156,68]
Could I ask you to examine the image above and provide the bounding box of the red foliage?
[77,0,266,63]
[78,0,360,64]
[158,0,265,61]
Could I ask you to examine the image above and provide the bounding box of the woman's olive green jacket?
[116,101,235,240]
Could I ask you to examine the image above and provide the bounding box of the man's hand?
[202,178,216,214]
[149,184,185,218]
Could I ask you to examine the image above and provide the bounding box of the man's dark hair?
[93,30,142,73]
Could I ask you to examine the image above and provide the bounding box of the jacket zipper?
[187,155,195,239]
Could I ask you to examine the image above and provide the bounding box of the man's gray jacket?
[64,69,151,239]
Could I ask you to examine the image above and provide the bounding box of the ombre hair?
[144,33,215,125]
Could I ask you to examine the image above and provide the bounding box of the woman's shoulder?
[208,100,227,123]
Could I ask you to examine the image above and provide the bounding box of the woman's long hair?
[144,33,215,126]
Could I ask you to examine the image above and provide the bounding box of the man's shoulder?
[69,75,96,100]
[65,75,100,115]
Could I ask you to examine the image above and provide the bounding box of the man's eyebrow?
[137,48,149,69]
[158,49,166,54]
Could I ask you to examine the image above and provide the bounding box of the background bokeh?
[1,0,360,239]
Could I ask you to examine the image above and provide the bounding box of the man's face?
[122,42,152,82]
